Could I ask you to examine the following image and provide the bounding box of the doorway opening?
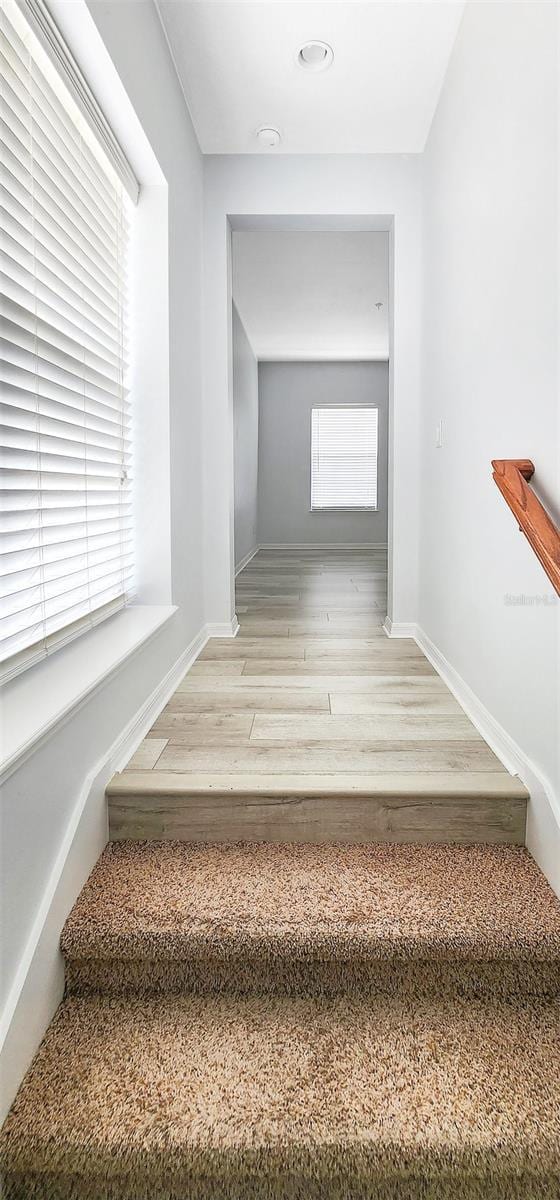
[229,219,392,626]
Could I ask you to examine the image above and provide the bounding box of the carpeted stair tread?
[2,991,559,1199]
[1,988,560,1195]
[61,842,560,997]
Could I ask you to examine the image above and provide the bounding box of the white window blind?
[1,0,134,682]
[311,407,378,511]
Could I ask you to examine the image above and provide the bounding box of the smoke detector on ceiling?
[297,41,334,71]
[255,126,281,149]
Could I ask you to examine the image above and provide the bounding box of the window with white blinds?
[310,407,378,510]
[1,0,135,682]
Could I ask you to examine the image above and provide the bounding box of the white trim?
[0,615,244,1119]
[257,353,390,363]
[258,542,388,550]
[231,216,393,234]
[0,607,177,786]
[109,627,209,773]
[0,755,107,1123]
[235,546,259,576]
[0,622,207,1058]
[13,0,139,201]
[111,615,240,772]
[411,623,560,896]
[384,617,560,895]
[415,625,523,776]
[382,616,417,639]
[524,770,560,899]
[206,617,240,638]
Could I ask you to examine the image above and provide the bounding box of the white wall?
[202,158,423,630]
[232,304,259,569]
[0,0,205,1117]
[419,0,559,887]
[258,361,388,546]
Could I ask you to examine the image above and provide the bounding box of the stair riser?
[108,793,527,844]
[3,1161,560,1200]
[64,955,560,1001]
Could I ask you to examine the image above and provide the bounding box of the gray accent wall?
[233,304,259,568]
[257,361,388,546]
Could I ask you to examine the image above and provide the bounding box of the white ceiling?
[232,231,389,360]
[157,1,465,155]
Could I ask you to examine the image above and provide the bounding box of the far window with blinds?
[310,407,378,511]
[1,0,135,681]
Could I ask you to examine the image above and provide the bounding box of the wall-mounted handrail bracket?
[491,459,560,596]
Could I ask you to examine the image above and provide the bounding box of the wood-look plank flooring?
[112,548,528,843]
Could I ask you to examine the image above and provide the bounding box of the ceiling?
[232,231,389,360]
[156,1,465,155]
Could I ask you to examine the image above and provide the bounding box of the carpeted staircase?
[2,841,560,1198]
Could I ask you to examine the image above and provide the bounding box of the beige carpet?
[61,841,560,998]
[2,842,560,1199]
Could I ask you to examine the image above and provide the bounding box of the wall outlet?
[436,419,444,448]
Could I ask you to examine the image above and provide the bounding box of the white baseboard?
[235,546,259,576]
[0,753,108,1124]
[110,625,209,773]
[107,617,239,774]
[258,542,387,550]
[415,625,521,775]
[206,617,239,638]
[0,618,237,1121]
[383,616,417,639]
[414,623,560,897]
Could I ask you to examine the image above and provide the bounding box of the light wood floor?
[109,548,528,843]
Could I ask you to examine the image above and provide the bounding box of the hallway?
[111,549,527,843]
[2,0,559,1189]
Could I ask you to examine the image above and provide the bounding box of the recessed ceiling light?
[297,41,334,72]
[255,126,281,149]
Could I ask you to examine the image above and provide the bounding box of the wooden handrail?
[492,459,560,596]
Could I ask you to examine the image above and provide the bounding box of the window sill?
[309,507,378,513]
[0,604,177,781]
